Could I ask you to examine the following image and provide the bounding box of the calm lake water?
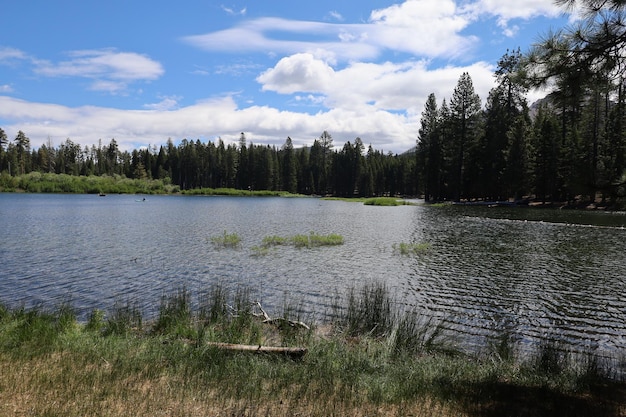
[1,193,625,359]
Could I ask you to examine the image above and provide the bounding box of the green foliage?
[0,172,174,194]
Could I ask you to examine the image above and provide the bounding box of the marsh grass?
[1,283,625,417]
[103,299,143,336]
[364,197,412,206]
[255,232,345,252]
[290,232,344,248]
[210,230,242,249]
[262,235,290,246]
[393,242,431,255]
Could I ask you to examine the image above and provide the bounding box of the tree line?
[1,0,625,205]
[0,129,417,197]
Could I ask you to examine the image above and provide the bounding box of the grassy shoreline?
[1,283,625,416]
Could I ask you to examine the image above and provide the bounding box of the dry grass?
[0,354,464,417]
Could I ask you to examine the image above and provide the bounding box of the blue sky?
[0,1,573,153]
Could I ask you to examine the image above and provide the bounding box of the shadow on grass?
[457,381,626,417]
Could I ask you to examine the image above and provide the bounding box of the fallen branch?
[207,342,308,359]
[253,301,311,330]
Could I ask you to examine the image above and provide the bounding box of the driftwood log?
[207,342,308,359]
[252,301,311,330]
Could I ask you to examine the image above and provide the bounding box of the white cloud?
[221,5,247,16]
[183,1,477,63]
[469,0,561,21]
[0,46,28,64]
[257,53,496,113]
[33,49,164,93]
[327,11,344,22]
[257,53,335,94]
[464,0,563,36]
[143,96,181,111]
[0,84,13,93]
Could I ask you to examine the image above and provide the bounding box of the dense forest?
[1,0,625,206]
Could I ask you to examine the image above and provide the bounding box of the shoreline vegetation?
[2,171,624,211]
[1,283,625,416]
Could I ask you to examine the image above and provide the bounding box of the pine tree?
[449,73,482,201]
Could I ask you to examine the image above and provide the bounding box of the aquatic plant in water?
[392,242,431,255]
[255,232,344,252]
[210,231,242,249]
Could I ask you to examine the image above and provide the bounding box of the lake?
[1,193,625,360]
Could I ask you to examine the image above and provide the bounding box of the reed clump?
[210,231,242,249]
[0,283,624,417]
[393,242,431,255]
[260,232,344,250]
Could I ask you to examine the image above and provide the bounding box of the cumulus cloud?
[257,53,496,114]
[257,53,335,94]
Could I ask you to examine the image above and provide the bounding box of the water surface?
[1,193,625,360]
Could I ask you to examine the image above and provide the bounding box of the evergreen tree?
[14,130,30,175]
[281,137,298,193]
[417,93,441,201]
[449,73,482,201]
[0,128,7,172]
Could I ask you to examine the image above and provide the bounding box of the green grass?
[1,284,625,416]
